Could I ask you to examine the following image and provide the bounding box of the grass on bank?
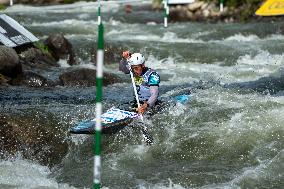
[34,41,52,56]
[0,4,6,10]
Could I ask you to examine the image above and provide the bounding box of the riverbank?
[1,0,282,23]
[153,0,282,23]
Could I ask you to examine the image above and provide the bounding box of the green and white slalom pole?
[163,0,169,28]
[94,1,104,189]
[220,0,224,12]
[97,1,101,25]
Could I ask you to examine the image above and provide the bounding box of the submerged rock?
[0,114,69,167]
[91,44,124,65]
[59,68,122,87]
[11,71,55,87]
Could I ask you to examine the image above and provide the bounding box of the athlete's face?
[131,64,144,76]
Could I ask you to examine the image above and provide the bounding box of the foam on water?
[0,157,77,189]
[58,59,71,68]
[194,88,284,151]
[224,34,260,42]
[151,50,284,85]
[138,179,186,189]
[30,19,97,28]
[108,29,204,44]
[4,1,120,13]
[191,30,217,39]
[230,150,284,188]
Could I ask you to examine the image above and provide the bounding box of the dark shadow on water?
[224,68,284,96]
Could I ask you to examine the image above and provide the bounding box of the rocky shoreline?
[0,34,122,87]
[152,0,282,23]
[1,0,282,23]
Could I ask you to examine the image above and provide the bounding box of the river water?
[1,1,283,189]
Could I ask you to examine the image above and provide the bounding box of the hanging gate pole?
[94,1,104,189]
[163,0,169,28]
[220,0,224,12]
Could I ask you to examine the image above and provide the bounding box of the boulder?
[91,44,124,65]
[19,47,58,70]
[187,1,204,12]
[11,71,55,87]
[0,114,69,166]
[59,68,122,87]
[170,8,186,22]
[201,2,209,10]
[202,9,210,18]
[0,46,22,78]
[210,10,220,18]
[186,10,194,20]
[44,34,76,65]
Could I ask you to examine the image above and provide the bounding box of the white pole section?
[220,0,224,12]
[163,0,169,28]
[94,1,104,188]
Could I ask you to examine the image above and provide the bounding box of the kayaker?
[119,51,160,114]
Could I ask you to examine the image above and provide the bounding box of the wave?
[108,31,204,44]
[224,34,260,42]
[0,157,76,189]
[210,33,284,44]
[154,50,284,85]
[4,1,120,14]
[30,19,97,28]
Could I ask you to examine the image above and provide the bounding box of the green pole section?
[94,1,104,188]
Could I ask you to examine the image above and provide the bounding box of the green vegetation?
[34,41,51,56]
[223,0,263,7]
[202,0,262,7]
[222,0,263,21]
[0,4,6,10]
[202,0,264,22]
[63,0,75,3]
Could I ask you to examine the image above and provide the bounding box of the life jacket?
[134,68,160,101]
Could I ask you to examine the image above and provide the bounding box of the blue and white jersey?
[134,68,160,101]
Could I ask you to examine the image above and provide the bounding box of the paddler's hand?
[122,51,131,59]
[137,102,148,114]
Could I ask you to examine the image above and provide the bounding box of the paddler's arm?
[146,72,160,107]
[147,86,159,107]
[137,86,159,114]
[119,51,131,74]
